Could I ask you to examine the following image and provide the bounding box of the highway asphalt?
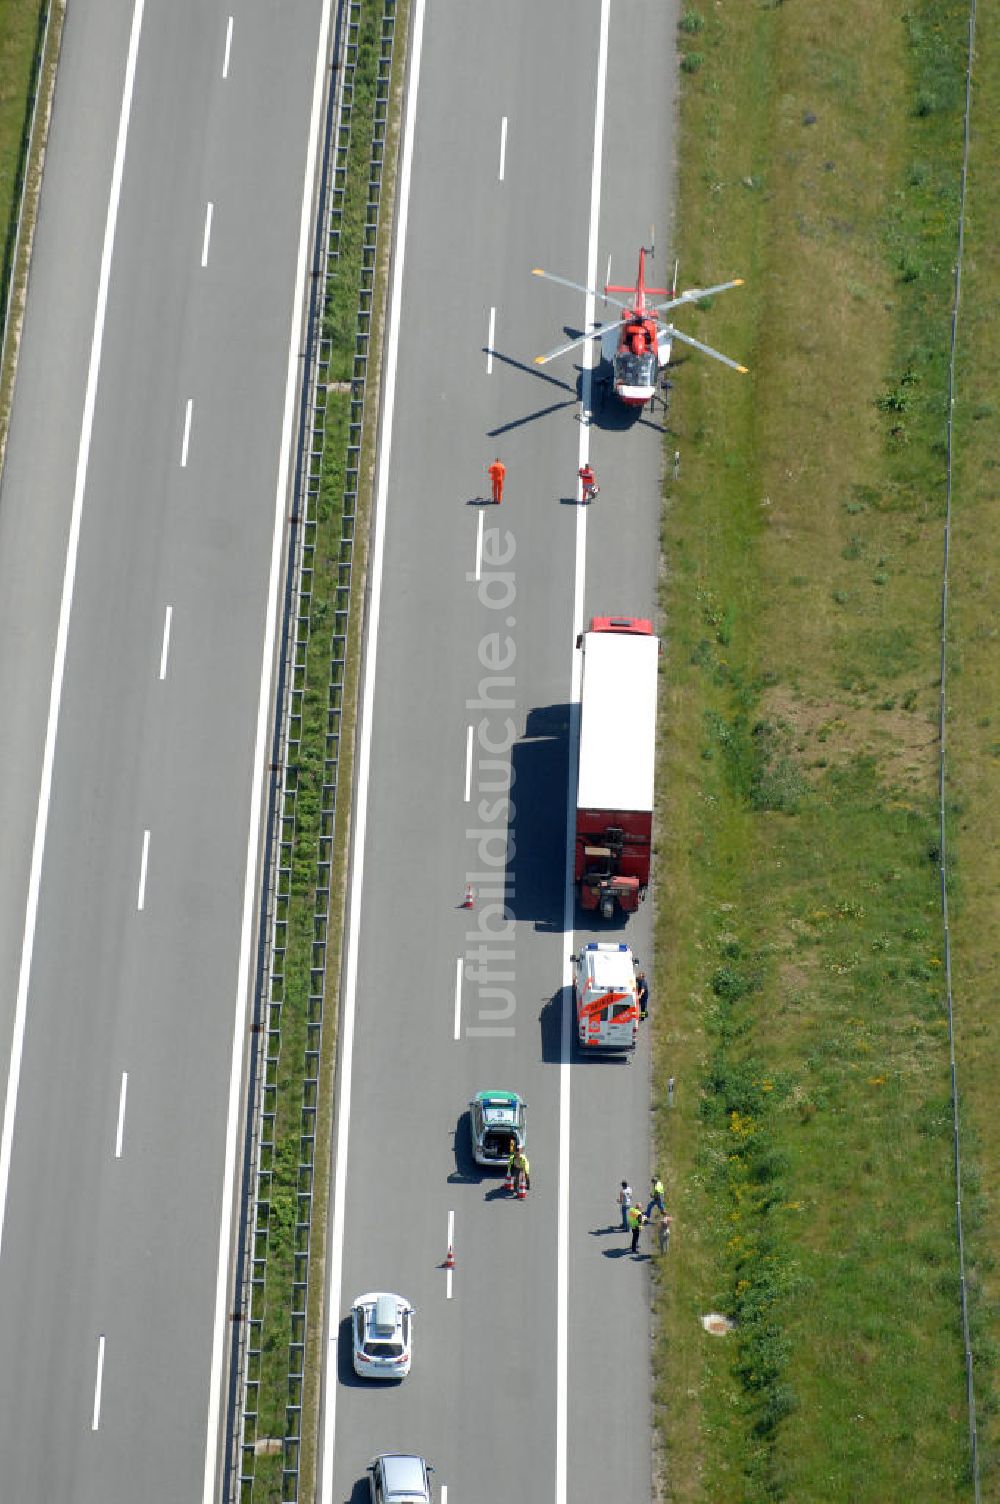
[321,2,677,1502]
[0,2,327,1499]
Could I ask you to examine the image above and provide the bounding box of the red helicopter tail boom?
[605,247,674,310]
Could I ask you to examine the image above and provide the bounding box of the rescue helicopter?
[531,243,747,411]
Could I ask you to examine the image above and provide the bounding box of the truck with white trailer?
[575,615,658,920]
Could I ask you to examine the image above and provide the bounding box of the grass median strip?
[0,0,47,298]
[654,1,988,1497]
[0,0,62,466]
[0,2,44,195]
[250,3,407,1499]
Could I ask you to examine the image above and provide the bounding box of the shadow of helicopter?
[482,343,670,438]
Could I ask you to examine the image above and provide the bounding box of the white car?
[351,1292,414,1379]
[368,1453,433,1504]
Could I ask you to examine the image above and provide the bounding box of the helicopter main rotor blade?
[654,278,745,313]
[666,325,748,374]
[534,317,626,367]
[652,277,744,314]
[532,267,631,313]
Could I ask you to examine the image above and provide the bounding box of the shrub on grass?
[711,963,760,1004]
[750,722,807,814]
[679,8,705,33]
[706,708,806,814]
[708,1034,799,1478]
[876,375,915,414]
[704,1053,771,1118]
[705,708,754,797]
[754,1382,798,1437]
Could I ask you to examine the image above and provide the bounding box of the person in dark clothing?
[636,971,649,1020]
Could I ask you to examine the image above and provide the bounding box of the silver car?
[468,1089,527,1167]
[352,1292,414,1379]
[368,1453,433,1504]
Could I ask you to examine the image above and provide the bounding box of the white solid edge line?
[201,201,213,267]
[498,114,507,181]
[0,0,148,1261]
[180,397,193,467]
[464,724,473,802]
[136,829,150,911]
[475,505,484,582]
[487,305,495,374]
[92,1334,106,1431]
[454,956,463,1040]
[557,7,610,1504]
[222,15,233,79]
[200,0,335,1498]
[159,604,173,680]
[114,1071,128,1159]
[318,0,427,1497]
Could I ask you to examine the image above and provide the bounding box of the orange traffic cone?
[516,1176,527,1201]
[460,884,475,909]
[504,1173,514,1193]
[444,1244,455,1271]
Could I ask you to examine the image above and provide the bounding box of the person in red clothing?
[578,463,599,502]
[488,457,506,504]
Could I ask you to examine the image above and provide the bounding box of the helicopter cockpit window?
[616,351,657,388]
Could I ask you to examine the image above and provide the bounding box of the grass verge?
[946,0,1000,1482]
[653,2,989,1498]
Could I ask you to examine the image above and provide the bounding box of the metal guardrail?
[940,1,979,1496]
[228,0,399,1498]
[0,1,54,405]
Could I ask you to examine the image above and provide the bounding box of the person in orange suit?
[488,456,506,504]
[578,463,599,502]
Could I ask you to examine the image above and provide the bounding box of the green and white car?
[468,1090,527,1168]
